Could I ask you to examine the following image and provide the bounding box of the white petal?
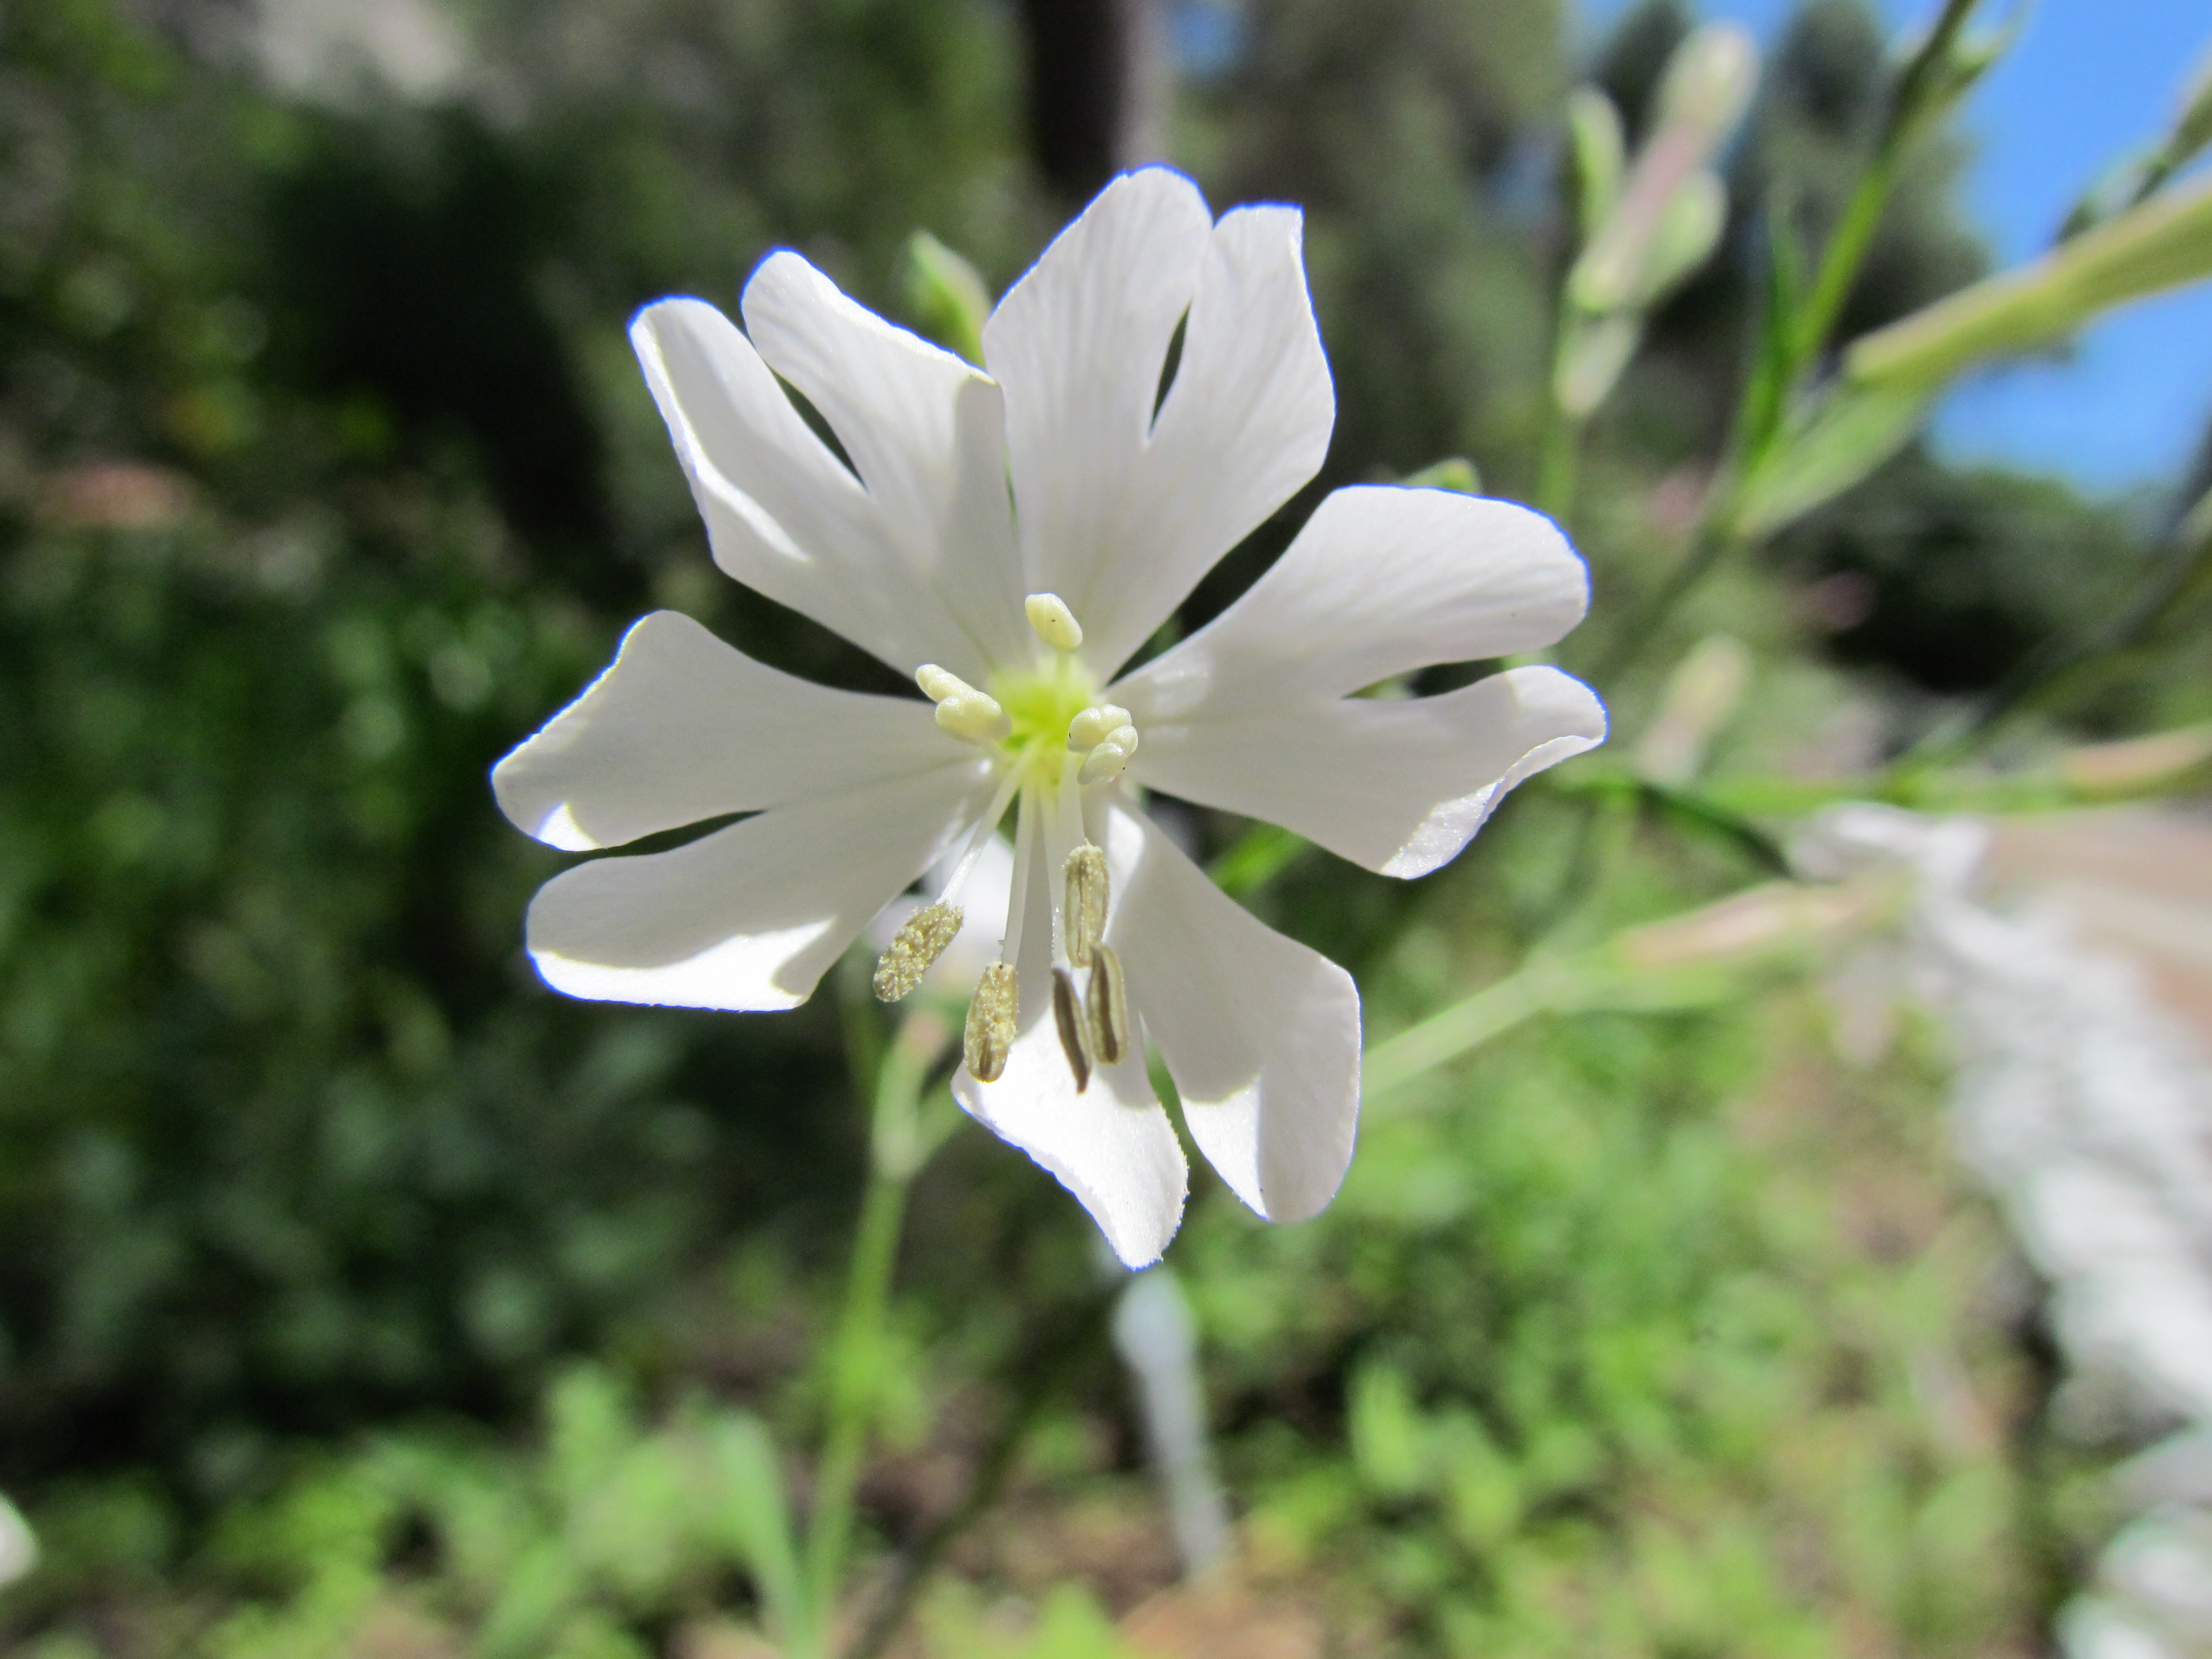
[982,172,1211,638]
[493,611,965,851]
[526,761,990,1012]
[741,254,1029,673]
[1115,486,1588,718]
[950,799,1186,1267]
[1128,667,1607,878]
[631,298,989,680]
[1077,204,1334,674]
[1102,802,1360,1224]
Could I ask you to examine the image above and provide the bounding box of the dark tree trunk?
[1018,0,1167,201]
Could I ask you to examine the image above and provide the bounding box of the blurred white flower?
[494,168,1605,1266]
[1797,803,2212,1659]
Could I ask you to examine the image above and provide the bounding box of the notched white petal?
[524,763,987,1013]
[951,1024,1186,1268]
[629,299,991,681]
[1115,486,1591,719]
[1104,802,1361,1226]
[1127,666,1606,879]
[492,610,959,851]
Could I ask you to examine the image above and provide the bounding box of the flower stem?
[1535,401,1584,525]
[1602,0,1983,679]
[802,1001,952,1656]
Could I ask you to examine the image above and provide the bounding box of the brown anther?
[1051,966,1092,1092]
[1085,942,1130,1065]
[1062,845,1108,968]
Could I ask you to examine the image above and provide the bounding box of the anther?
[1051,966,1093,1091]
[1067,704,1132,752]
[1025,592,1083,653]
[916,664,1008,743]
[873,901,963,1002]
[1077,724,1139,785]
[964,962,1018,1082]
[1086,942,1130,1066]
[1062,846,1108,968]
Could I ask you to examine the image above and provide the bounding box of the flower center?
[884,594,1144,1092]
[986,657,1098,792]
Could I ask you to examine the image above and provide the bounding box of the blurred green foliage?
[0,0,2200,1652]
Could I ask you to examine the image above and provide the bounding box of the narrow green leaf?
[702,1413,807,1647]
[1847,172,2212,393]
[1735,382,1929,537]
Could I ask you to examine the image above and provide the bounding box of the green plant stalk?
[1536,265,1591,525]
[1848,170,2212,392]
[1363,961,1567,1099]
[1536,400,1584,523]
[847,1282,1122,1659]
[1610,0,1983,676]
[802,1005,949,1656]
[1783,151,1897,398]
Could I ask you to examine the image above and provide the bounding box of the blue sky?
[1581,0,2212,496]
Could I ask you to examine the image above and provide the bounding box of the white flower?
[492,168,1606,1267]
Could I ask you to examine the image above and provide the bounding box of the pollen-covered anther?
[1025,592,1084,653]
[1076,724,1139,785]
[1062,845,1108,968]
[916,663,1008,742]
[873,901,963,1002]
[964,962,1018,1082]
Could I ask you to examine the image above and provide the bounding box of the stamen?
[1062,846,1108,969]
[1025,592,1084,653]
[1052,966,1092,1091]
[942,764,1026,909]
[916,663,1008,742]
[1086,942,1130,1065]
[964,962,1018,1082]
[1077,724,1139,785]
[873,901,963,1002]
[1067,704,1132,752]
[1000,779,1038,959]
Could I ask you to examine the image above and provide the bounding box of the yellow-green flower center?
[987,656,1100,789]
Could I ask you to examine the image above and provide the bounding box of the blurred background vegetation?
[1,0,2206,1653]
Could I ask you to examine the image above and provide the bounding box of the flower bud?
[1657,23,1758,149]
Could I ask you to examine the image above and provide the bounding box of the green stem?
[1363,962,1566,1100]
[1785,150,1897,389]
[847,1282,1122,1659]
[1604,0,1982,681]
[801,1004,951,1657]
[1536,401,1584,525]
